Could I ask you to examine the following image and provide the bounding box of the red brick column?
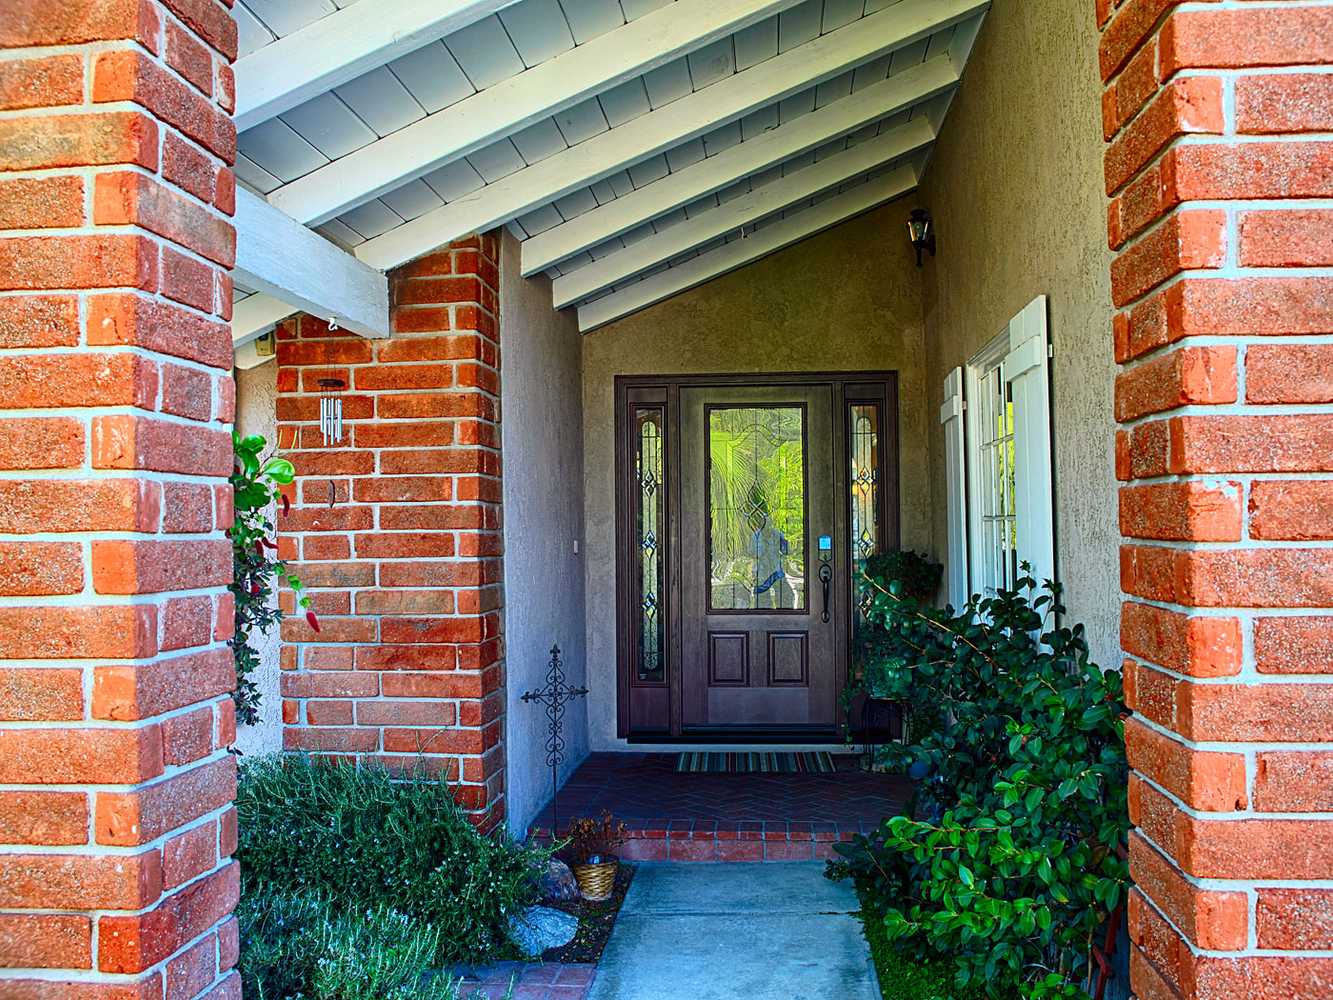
[1098,2,1333,997]
[277,236,506,830]
[0,1,240,996]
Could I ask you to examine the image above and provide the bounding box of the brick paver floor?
[455,961,596,1000]
[528,752,911,861]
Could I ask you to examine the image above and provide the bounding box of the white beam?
[232,291,297,349]
[233,0,518,131]
[267,0,809,226]
[355,0,987,270]
[234,187,390,340]
[576,164,917,331]
[522,59,954,276]
[552,120,933,308]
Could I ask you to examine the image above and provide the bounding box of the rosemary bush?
[830,571,1129,999]
[237,889,478,1000]
[237,755,548,966]
[229,432,312,725]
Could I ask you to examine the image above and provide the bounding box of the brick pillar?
[277,236,506,830]
[0,1,240,996]
[1098,2,1333,997]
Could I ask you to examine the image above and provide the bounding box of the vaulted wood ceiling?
[230,0,987,348]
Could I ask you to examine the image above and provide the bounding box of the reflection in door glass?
[635,408,665,682]
[707,407,806,610]
[850,404,880,620]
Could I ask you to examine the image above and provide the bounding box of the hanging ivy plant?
[229,433,316,726]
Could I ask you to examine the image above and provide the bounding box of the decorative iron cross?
[520,644,587,838]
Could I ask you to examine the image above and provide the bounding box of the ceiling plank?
[234,187,390,340]
[267,0,811,226]
[233,0,519,131]
[576,163,917,331]
[232,291,298,349]
[551,118,933,307]
[521,57,954,276]
[354,0,987,270]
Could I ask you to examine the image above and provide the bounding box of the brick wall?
[276,237,507,830]
[0,0,240,996]
[1098,1,1333,998]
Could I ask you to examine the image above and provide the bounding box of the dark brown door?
[678,384,840,732]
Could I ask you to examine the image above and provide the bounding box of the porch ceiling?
[231,0,987,334]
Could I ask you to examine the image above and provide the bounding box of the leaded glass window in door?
[635,408,665,682]
[707,406,806,611]
[850,403,880,620]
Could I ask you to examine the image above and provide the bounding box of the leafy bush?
[237,889,482,1000]
[862,550,944,604]
[237,755,548,965]
[856,892,992,1000]
[829,571,1128,999]
[230,433,313,724]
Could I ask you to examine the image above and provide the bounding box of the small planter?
[571,854,618,901]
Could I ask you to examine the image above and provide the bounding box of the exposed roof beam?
[232,291,298,349]
[267,0,810,227]
[233,0,519,131]
[234,187,390,340]
[552,118,933,308]
[576,163,917,331]
[354,0,987,270]
[522,58,956,276]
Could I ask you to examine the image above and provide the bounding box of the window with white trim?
[940,295,1055,609]
[968,335,1019,597]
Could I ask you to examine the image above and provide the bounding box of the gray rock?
[507,905,579,958]
[537,859,580,902]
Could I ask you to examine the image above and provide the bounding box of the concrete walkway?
[586,863,879,1000]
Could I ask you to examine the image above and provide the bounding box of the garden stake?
[520,644,587,842]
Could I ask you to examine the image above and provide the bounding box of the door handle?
[818,563,832,623]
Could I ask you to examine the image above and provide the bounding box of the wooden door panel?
[707,631,749,686]
[767,632,808,686]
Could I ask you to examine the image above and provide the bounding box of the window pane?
[850,404,879,620]
[635,408,665,682]
[975,365,1018,596]
[708,406,806,611]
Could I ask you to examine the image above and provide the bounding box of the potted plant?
[561,811,626,902]
[847,550,943,761]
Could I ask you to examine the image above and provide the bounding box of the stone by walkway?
[586,863,878,1000]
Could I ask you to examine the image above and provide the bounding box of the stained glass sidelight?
[635,409,665,682]
[707,406,806,610]
[850,404,880,620]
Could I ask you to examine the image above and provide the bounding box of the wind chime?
[318,377,346,446]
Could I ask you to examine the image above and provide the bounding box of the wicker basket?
[571,856,617,901]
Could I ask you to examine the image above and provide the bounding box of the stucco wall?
[919,0,1119,668]
[581,199,929,750]
[499,231,590,835]
[233,359,283,756]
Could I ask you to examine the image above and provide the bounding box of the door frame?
[614,371,900,741]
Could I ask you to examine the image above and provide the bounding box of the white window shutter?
[1002,295,1056,589]
[939,366,968,609]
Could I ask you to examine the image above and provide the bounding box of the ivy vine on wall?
[229,433,316,726]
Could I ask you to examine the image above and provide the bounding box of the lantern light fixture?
[318,377,346,446]
[907,208,935,267]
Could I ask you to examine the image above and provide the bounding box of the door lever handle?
[818,563,832,623]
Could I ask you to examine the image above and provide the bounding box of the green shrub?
[237,889,481,1000]
[857,893,991,1000]
[829,572,1128,999]
[237,755,547,966]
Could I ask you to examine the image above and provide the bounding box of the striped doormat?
[675,751,837,774]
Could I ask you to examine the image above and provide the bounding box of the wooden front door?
[616,373,898,741]
[679,384,839,733]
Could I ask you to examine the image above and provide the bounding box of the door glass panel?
[635,407,665,682]
[707,406,806,611]
[850,403,879,620]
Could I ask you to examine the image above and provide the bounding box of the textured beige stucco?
[581,199,929,749]
[919,0,1119,668]
[498,230,590,835]
[233,359,283,755]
